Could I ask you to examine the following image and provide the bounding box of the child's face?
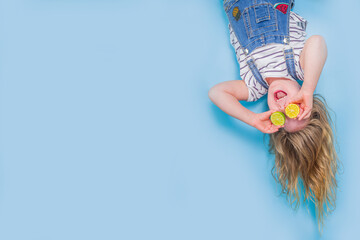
[267,79,309,132]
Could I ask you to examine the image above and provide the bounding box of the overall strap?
[284,48,300,81]
[246,59,269,90]
[246,47,300,89]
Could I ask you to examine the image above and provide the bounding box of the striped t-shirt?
[229,11,308,102]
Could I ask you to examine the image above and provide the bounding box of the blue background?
[0,0,358,239]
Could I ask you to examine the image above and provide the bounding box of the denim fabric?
[247,58,270,89]
[223,0,294,55]
[284,48,301,81]
[223,0,298,90]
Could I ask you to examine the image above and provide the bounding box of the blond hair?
[268,94,341,232]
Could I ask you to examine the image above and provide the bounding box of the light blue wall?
[0,0,358,239]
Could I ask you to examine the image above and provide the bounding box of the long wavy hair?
[268,94,341,232]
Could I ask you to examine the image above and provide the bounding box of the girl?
[209,0,339,231]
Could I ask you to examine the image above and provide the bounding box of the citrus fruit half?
[270,112,286,126]
[285,104,300,119]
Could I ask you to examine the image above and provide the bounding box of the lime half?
[270,112,286,126]
[285,104,300,119]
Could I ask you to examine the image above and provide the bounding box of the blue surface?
[0,0,358,239]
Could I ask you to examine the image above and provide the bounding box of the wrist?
[301,87,314,95]
[300,83,315,95]
[248,113,258,128]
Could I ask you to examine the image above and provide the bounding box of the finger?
[272,125,284,130]
[304,111,312,120]
[266,123,278,133]
[300,103,307,111]
[289,94,302,104]
[266,124,274,131]
[260,126,271,134]
[266,127,280,134]
[273,123,284,129]
[296,107,304,119]
[297,105,307,119]
[298,107,311,120]
[298,111,305,120]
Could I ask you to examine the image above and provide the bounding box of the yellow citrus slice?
[270,112,286,126]
[285,104,300,119]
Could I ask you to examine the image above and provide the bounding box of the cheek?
[267,96,275,109]
[289,83,301,95]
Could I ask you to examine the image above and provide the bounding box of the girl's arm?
[208,80,281,134]
[287,35,328,120]
[300,35,328,94]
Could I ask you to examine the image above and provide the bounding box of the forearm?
[209,90,256,126]
[301,35,328,94]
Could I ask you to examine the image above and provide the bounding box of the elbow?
[208,86,222,102]
[310,35,328,56]
[309,35,326,45]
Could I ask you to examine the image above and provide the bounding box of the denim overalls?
[223,0,299,89]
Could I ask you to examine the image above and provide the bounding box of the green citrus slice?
[285,104,300,119]
[270,112,286,126]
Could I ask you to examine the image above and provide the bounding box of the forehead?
[284,118,309,132]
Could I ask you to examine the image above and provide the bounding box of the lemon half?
[285,104,300,119]
[270,112,286,126]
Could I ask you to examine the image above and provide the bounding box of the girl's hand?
[252,110,283,134]
[286,90,313,120]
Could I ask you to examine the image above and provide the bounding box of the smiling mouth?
[274,90,287,102]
